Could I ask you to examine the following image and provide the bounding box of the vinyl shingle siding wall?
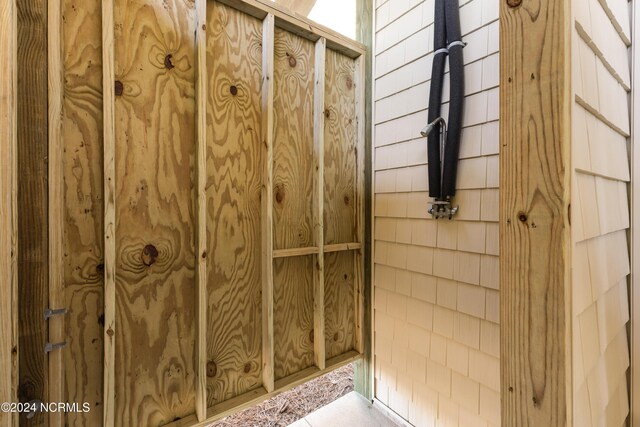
[572,0,632,424]
[373,0,500,425]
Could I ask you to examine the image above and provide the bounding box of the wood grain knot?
[324,109,331,119]
[243,363,252,374]
[141,244,159,266]
[201,251,207,259]
[344,195,350,205]
[506,0,522,6]
[309,329,314,343]
[207,361,217,377]
[275,187,285,204]
[518,212,527,222]
[96,263,104,274]
[346,77,353,89]
[106,328,114,337]
[18,381,35,400]
[288,55,297,68]
[202,24,206,31]
[164,54,175,70]
[333,332,339,342]
[114,80,124,96]
[229,85,238,96]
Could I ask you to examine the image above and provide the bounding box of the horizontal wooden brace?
[272,246,320,258]
[324,242,362,253]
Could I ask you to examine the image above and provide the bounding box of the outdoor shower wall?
[571,0,631,424]
[373,0,499,425]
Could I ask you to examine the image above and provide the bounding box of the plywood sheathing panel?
[113,0,196,424]
[273,257,314,380]
[323,49,357,246]
[272,28,315,250]
[205,2,264,406]
[62,0,104,424]
[324,251,355,359]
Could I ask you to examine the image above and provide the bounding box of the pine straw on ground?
[210,363,354,427]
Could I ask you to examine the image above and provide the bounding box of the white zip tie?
[434,47,449,56]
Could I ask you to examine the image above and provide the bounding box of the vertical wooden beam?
[500,0,572,425]
[0,0,18,424]
[47,0,64,424]
[261,12,275,393]
[353,54,366,355]
[17,0,49,418]
[195,0,208,421]
[312,37,326,371]
[102,0,116,425]
[354,0,372,400]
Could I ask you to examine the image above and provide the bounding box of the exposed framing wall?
[44,0,367,426]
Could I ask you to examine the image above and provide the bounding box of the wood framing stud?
[102,0,116,425]
[313,37,327,371]
[0,0,18,424]
[354,54,366,355]
[195,0,208,421]
[47,0,64,425]
[500,0,571,425]
[261,12,275,394]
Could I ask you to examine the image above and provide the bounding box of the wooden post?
[261,12,275,394]
[195,0,208,421]
[354,0,372,400]
[47,0,64,424]
[354,54,366,355]
[17,0,49,418]
[500,0,571,425]
[313,37,326,370]
[0,0,18,424]
[102,0,116,425]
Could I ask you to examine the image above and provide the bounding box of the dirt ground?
[210,364,354,427]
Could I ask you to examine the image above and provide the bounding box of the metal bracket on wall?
[429,200,458,220]
[44,307,68,353]
[44,341,67,353]
[43,307,67,320]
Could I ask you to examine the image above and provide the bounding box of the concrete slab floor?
[288,392,405,427]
